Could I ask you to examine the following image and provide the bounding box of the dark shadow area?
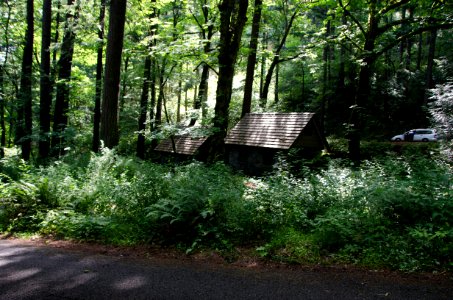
[1,240,452,300]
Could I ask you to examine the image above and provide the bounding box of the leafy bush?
[1,148,451,271]
[256,228,320,264]
[40,209,108,241]
[244,174,312,238]
[37,149,172,243]
[249,156,452,271]
[310,158,452,271]
[146,162,249,249]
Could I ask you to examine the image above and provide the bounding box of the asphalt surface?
[0,239,451,300]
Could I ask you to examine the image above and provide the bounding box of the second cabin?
[224,112,328,175]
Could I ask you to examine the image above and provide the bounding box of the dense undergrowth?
[0,143,452,272]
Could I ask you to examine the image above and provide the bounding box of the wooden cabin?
[154,135,209,162]
[224,112,328,175]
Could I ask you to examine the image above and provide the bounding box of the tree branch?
[373,22,453,61]
[193,61,219,76]
[338,0,366,37]
[378,0,411,17]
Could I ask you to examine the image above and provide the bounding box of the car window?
[415,130,432,135]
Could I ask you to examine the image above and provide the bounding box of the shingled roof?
[224,112,316,149]
[154,135,208,155]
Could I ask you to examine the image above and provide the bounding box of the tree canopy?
[0,0,451,160]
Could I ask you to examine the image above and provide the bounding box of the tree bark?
[51,0,61,89]
[336,15,346,91]
[241,0,262,117]
[0,1,11,158]
[209,0,248,161]
[0,65,4,158]
[189,1,215,126]
[189,65,209,126]
[259,33,266,101]
[259,9,298,107]
[119,55,129,112]
[347,0,379,164]
[424,29,437,104]
[138,0,158,156]
[39,0,52,160]
[149,58,157,134]
[399,7,407,65]
[92,0,106,153]
[100,0,127,148]
[52,0,79,156]
[405,7,414,70]
[137,56,151,159]
[16,0,34,161]
[416,33,423,71]
[177,78,182,123]
[154,60,166,128]
[274,63,279,104]
[321,18,331,134]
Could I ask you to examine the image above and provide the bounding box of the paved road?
[0,239,451,300]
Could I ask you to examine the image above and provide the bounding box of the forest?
[0,0,452,272]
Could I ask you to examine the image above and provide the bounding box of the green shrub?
[0,180,42,231]
[256,228,320,263]
[40,209,108,241]
[146,162,249,249]
[1,147,451,271]
[0,155,31,182]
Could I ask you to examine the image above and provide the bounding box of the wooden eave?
[224,112,315,150]
[154,136,208,155]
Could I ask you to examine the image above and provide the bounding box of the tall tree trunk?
[209,0,248,161]
[147,1,158,136]
[0,65,5,158]
[149,58,157,134]
[16,0,34,161]
[405,7,414,70]
[241,0,262,117]
[154,60,167,129]
[100,0,127,148]
[300,64,305,109]
[189,65,209,126]
[424,29,437,104]
[416,33,423,71]
[39,0,52,160]
[137,56,151,159]
[184,89,188,115]
[119,55,129,112]
[336,15,346,92]
[52,0,79,156]
[0,1,11,158]
[189,1,215,126]
[137,0,157,156]
[92,0,106,153]
[399,8,407,65]
[260,56,277,108]
[51,0,61,93]
[349,0,379,165]
[259,9,298,107]
[321,18,331,133]
[259,33,266,101]
[177,79,182,123]
[274,63,279,104]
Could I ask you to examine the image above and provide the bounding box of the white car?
[391,129,437,142]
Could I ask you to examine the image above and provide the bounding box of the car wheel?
[394,138,402,141]
[422,138,429,142]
